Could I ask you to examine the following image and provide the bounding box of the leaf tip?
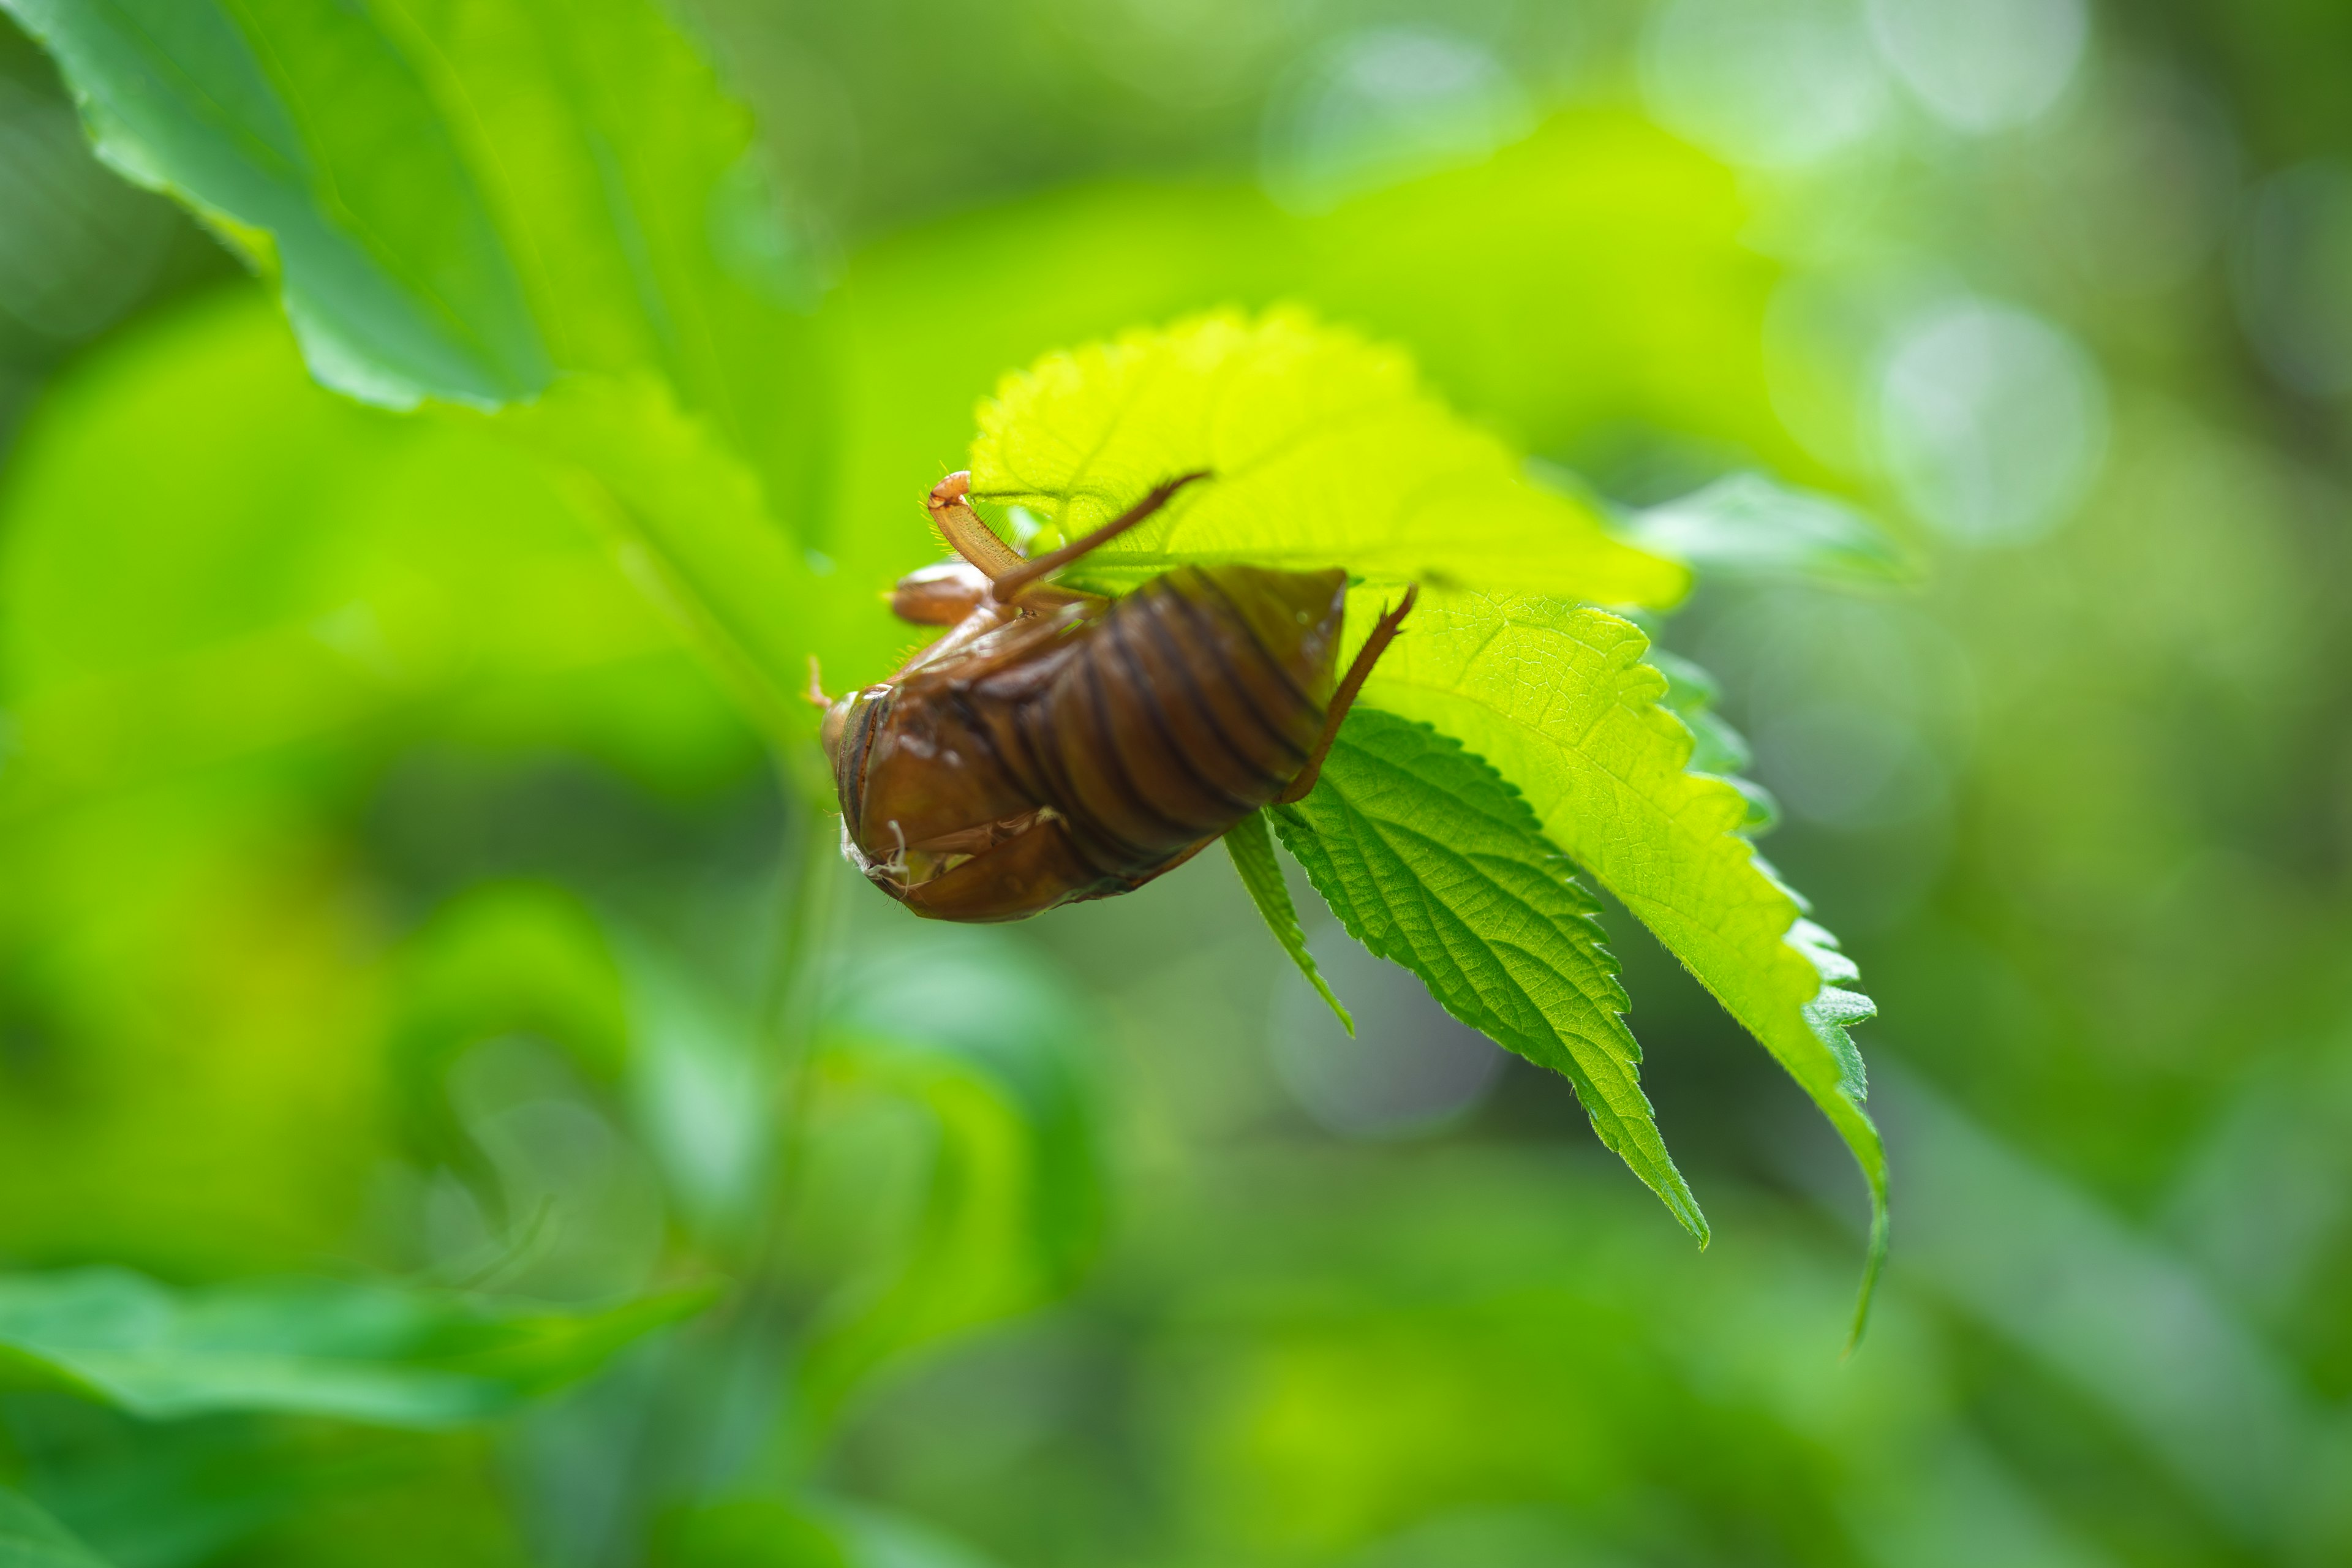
[1842,1177,1890,1357]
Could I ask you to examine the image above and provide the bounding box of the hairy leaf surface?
[967,309,1689,606]
[1224,809,1352,1034]
[1359,593,1886,1333]
[1273,710,1705,1242]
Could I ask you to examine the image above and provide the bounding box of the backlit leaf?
[966,309,1689,606]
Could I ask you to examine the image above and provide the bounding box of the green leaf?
[1359,595,1887,1338]
[0,1485,110,1568]
[651,1496,851,1568]
[0,291,756,819]
[1224,809,1353,1035]
[1623,472,1917,589]
[487,373,827,744]
[791,932,1104,1420]
[0,1268,712,1427]
[965,309,1689,607]
[4,0,837,745]
[0,0,807,423]
[1271,710,1705,1243]
[1,0,549,408]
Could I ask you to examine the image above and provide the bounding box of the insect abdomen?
[977,565,1346,882]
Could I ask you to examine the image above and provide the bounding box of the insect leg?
[992,470,1212,601]
[889,560,995,625]
[926,470,1030,581]
[1275,584,1419,805]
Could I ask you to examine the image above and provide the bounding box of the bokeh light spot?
[1261,26,1532,214]
[1877,299,2108,546]
[1640,0,1891,170]
[1270,932,1503,1140]
[1866,0,2089,134]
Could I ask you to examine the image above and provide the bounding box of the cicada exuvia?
[816,472,1414,922]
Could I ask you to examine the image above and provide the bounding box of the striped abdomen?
[839,564,1346,921]
[972,564,1346,883]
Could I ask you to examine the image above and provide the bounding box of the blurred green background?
[2,0,2350,1564]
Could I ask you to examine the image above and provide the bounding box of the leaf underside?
[1223,809,1354,1035]
[1274,709,1707,1245]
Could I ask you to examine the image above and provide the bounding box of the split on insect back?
[813,468,1415,924]
[809,310,1891,1347]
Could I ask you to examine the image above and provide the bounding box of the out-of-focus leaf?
[0,293,752,1276]
[650,1495,1006,1568]
[385,883,631,1150]
[0,290,753,811]
[3,0,834,755]
[489,374,826,743]
[0,1485,110,1568]
[824,1501,1006,1568]
[1273,710,1705,1243]
[1623,472,1916,588]
[791,933,1101,1418]
[20,1419,517,1568]
[966,309,1688,606]
[1223,810,1352,1035]
[0,1269,712,1428]
[1359,596,1885,1336]
[613,932,773,1245]
[0,0,547,408]
[0,75,176,342]
[652,1496,850,1568]
[0,0,809,431]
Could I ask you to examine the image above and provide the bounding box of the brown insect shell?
[825,564,1349,922]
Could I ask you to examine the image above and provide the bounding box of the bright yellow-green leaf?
[1359,592,1887,1338]
[965,309,1690,606]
